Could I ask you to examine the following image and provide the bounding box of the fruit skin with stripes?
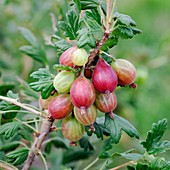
[62,115,85,142]
[92,58,118,94]
[95,91,117,113]
[74,104,97,126]
[70,76,96,110]
[72,48,88,66]
[111,59,136,86]
[53,70,75,94]
[48,94,73,119]
[59,46,77,67]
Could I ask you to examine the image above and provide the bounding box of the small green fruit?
[53,71,75,93]
[72,48,88,66]
[62,115,85,142]
[74,104,97,126]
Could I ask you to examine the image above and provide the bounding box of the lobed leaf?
[58,10,80,40]
[104,114,139,146]
[0,122,22,140]
[0,142,20,152]
[53,64,77,73]
[19,27,37,47]
[80,0,99,10]
[29,68,55,99]
[141,118,169,154]
[79,136,94,151]
[112,149,142,161]
[6,148,29,166]
[19,27,47,66]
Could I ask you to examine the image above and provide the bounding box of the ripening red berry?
[92,58,118,94]
[95,91,117,113]
[48,94,73,119]
[74,104,97,126]
[70,76,96,110]
[111,59,136,86]
[39,93,58,110]
[59,46,77,67]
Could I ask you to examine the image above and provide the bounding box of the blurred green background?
[0,0,170,169]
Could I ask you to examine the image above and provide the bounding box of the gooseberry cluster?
[39,46,136,144]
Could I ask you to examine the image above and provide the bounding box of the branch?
[110,161,136,170]
[0,95,44,117]
[86,32,110,68]
[22,117,54,170]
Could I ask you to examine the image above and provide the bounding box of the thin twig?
[0,95,43,117]
[110,161,136,170]
[15,118,39,135]
[83,157,99,170]
[38,151,48,170]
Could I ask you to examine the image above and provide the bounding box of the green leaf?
[58,10,80,40]
[150,157,170,170]
[19,46,47,66]
[19,27,37,47]
[93,122,103,139]
[77,28,96,48]
[44,137,68,154]
[0,84,15,96]
[51,35,72,55]
[29,68,55,99]
[0,160,18,170]
[86,8,101,25]
[62,150,93,164]
[112,149,142,161]
[80,0,99,10]
[115,13,136,27]
[53,64,78,73]
[127,165,136,170]
[0,122,22,140]
[101,36,118,51]
[0,142,20,152]
[6,148,29,166]
[117,114,139,139]
[136,163,149,170]
[104,114,139,144]
[141,118,168,154]
[19,27,47,66]
[73,0,81,12]
[99,151,111,159]
[79,136,94,151]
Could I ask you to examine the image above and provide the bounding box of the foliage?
[0,0,170,170]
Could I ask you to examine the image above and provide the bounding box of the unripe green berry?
[53,70,75,93]
[72,48,88,66]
